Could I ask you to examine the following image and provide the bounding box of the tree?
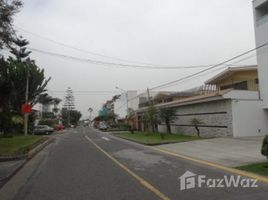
[261,135,268,159]
[8,37,51,113]
[63,87,75,110]
[143,106,158,133]
[52,97,61,114]
[112,95,120,102]
[8,36,31,62]
[190,118,203,137]
[159,107,177,134]
[0,37,50,133]
[0,0,22,50]
[0,58,12,112]
[37,93,54,113]
[62,87,76,125]
[61,108,81,126]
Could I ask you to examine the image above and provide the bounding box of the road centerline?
[84,135,171,200]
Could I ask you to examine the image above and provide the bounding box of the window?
[220,81,248,90]
[255,1,268,21]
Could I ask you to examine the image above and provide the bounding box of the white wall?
[114,90,138,118]
[223,90,260,100]
[232,99,268,137]
[253,0,268,108]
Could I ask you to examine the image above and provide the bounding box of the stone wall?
[158,99,233,137]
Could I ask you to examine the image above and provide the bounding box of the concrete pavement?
[157,136,266,167]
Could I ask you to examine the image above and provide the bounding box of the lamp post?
[115,86,129,116]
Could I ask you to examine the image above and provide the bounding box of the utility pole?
[147,88,153,106]
[24,60,30,136]
[126,91,129,116]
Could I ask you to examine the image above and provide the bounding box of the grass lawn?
[0,135,47,156]
[113,131,201,145]
[236,162,268,177]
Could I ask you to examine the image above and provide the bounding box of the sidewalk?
[157,136,267,167]
[0,136,54,188]
[0,160,26,186]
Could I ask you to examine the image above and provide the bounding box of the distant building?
[114,90,139,119]
[253,0,268,108]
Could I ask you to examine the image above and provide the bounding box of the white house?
[114,90,139,119]
[253,0,268,108]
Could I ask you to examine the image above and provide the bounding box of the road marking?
[151,147,268,184]
[101,136,110,141]
[84,136,171,200]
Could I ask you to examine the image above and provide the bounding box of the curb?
[0,137,54,162]
[0,137,54,187]
[27,137,54,159]
[152,147,268,184]
[112,134,198,146]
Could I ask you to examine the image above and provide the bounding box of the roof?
[136,89,233,113]
[205,65,257,85]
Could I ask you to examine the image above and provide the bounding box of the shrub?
[261,135,268,159]
[39,119,58,127]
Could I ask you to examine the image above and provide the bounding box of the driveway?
[157,136,267,167]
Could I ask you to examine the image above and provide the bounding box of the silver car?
[34,125,54,135]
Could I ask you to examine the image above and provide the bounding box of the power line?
[153,48,264,90]
[52,90,118,93]
[28,47,219,70]
[15,26,226,69]
[150,42,268,90]
[113,43,267,105]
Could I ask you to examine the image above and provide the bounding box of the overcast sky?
[13,0,257,118]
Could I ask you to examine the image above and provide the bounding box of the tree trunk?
[195,125,200,137]
[151,124,155,133]
[166,120,171,134]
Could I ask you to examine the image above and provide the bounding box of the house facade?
[136,66,268,137]
[253,0,268,108]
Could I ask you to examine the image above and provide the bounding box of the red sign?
[21,103,32,114]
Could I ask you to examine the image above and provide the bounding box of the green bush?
[39,119,58,127]
[261,135,268,159]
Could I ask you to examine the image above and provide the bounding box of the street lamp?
[115,86,129,115]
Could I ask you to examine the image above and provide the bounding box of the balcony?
[256,13,268,26]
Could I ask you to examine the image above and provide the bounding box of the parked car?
[99,122,108,131]
[34,125,54,135]
[54,124,65,131]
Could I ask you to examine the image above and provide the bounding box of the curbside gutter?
[27,137,54,159]
[0,137,54,187]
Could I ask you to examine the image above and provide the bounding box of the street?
[1,127,268,200]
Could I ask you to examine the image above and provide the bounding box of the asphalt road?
[0,127,268,200]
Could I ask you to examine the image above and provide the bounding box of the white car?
[99,122,108,131]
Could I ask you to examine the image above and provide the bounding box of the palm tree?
[37,94,54,118]
[190,118,204,137]
[159,107,177,134]
[52,97,62,115]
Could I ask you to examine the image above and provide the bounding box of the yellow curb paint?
[152,146,268,184]
[84,136,171,200]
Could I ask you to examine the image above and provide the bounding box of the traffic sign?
[21,103,32,114]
